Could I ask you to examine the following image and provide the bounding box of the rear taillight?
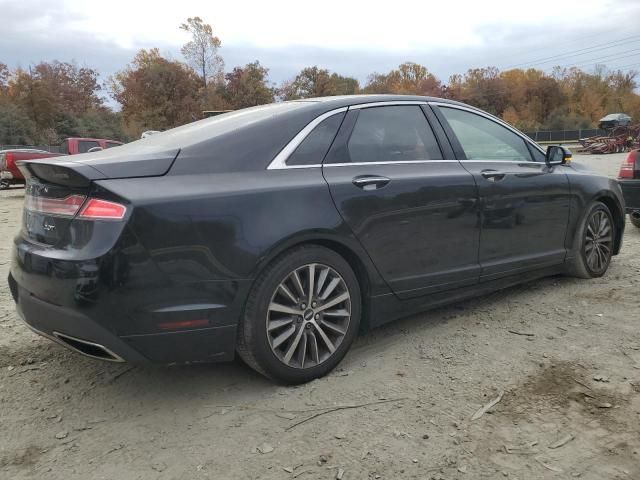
[618,150,638,179]
[25,194,86,217]
[77,198,127,220]
[24,194,126,220]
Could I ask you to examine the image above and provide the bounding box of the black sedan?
[8,95,626,383]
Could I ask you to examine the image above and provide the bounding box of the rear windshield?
[78,141,100,153]
[132,102,309,150]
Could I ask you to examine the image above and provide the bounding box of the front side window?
[346,106,442,163]
[287,112,345,166]
[439,107,533,161]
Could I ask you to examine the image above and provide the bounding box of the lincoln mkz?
[8,95,625,383]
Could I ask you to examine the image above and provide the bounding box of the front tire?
[237,245,361,384]
[567,201,615,278]
[630,214,640,229]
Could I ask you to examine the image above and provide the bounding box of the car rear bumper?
[619,179,640,212]
[9,272,240,365]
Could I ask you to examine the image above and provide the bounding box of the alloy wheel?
[584,209,613,274]
[266,263,351,369]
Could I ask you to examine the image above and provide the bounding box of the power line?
[505,35,640,68]
[494,28,636,65]
[568,49,640,69]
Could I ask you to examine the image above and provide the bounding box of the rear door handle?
[481,170,507,182]
[352,175,391,190]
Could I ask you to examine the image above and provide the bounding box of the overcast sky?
[2,0,639,95]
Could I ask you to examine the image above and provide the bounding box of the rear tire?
[566,201,614,279]
[236,245,361,384]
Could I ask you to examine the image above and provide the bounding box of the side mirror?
[545,145,572,166]
[87,146,103,153]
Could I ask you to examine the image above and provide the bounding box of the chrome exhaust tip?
[52,332,125,362]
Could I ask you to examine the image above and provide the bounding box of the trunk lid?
[17,146,179,246]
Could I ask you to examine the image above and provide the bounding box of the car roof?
[600,113,631,121]
[291,94,462,109]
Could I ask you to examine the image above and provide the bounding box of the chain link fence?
[522,129,608,143]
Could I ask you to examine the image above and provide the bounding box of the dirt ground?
[1,153,639,480]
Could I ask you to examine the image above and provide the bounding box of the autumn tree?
[279,66,359,99]
[364,62,443,96]
[180,16,224,97]
[109,48,201,134]
[220,61,274,109]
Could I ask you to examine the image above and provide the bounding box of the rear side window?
[439,107,533,161]
[347,106,442,163]
[287,112,345,166]
[78,141,100,153]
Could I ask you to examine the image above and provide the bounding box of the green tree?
[0,101,37,145]
[279,66,359,99]
[220,61,274,109]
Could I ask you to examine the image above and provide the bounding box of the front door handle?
[352,175,391,190]
[481,169,507,182]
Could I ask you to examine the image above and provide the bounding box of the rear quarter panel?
[96,169,389,294]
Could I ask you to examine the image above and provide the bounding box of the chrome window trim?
[267,107,348,170]
[348,100,429,109]
[324,160,458,167]
[460,160,544,165]
[428,101,547,157]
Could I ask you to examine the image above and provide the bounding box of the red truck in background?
[0,149,61,189]
[0,138,124,189]
[59,137,123,155]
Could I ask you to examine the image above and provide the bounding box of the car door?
[322,103,480,298]
[431,103,571,281]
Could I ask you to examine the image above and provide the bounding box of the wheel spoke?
[268,317,294,332]
[307,264,316,303]
[308,331,320,364]
[283,326,306,364]
[278,283,298,305]
[272,324,296,349]
[320,277,340,300]
[298,331,308,368]
[323,309,350,317]
[315,292,349,313]
[320,319,346,335]
[313,322,335,353]
[269,302,302,316]
[291,270,305,298]
[587,248,597,269]
[316,267,329,296]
